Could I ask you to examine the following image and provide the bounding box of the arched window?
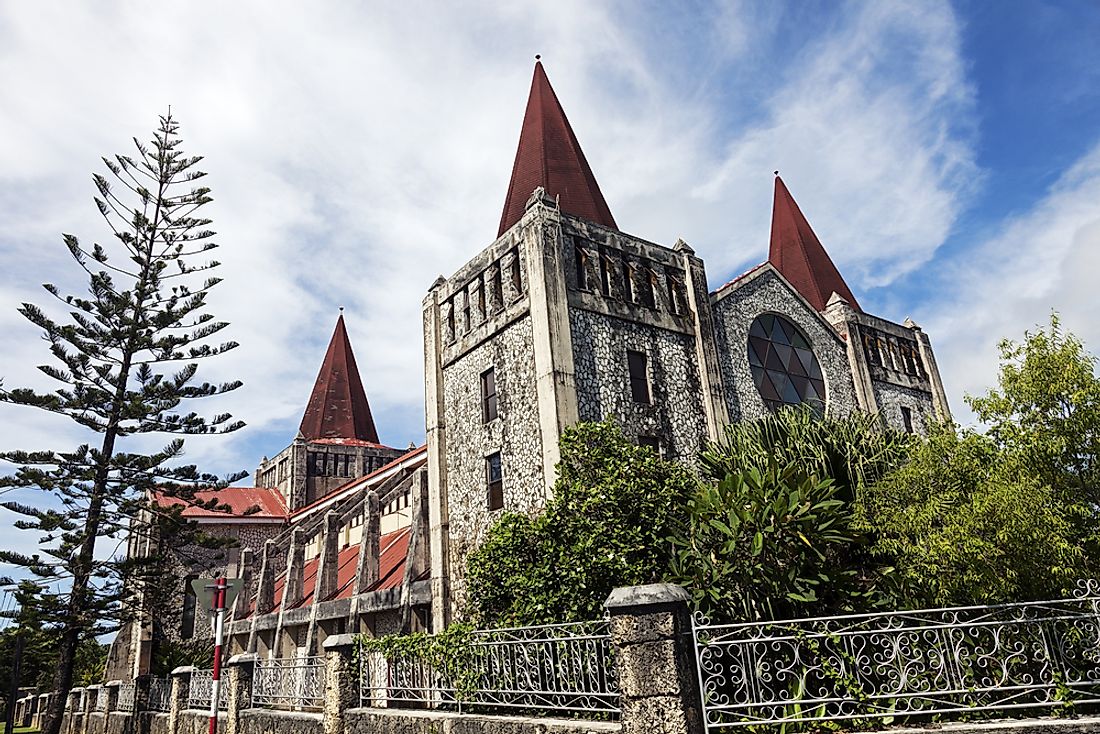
[747,314,826,412]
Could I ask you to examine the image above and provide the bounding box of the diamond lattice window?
[747,314,826,412]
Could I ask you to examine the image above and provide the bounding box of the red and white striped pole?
[208,577,227,734]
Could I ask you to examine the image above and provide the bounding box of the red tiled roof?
[498,60,617,237]
[152,486,288,520]
[299,315,380,443]
[308,437,392,448]
[288,445,427,521]
[267,528,411,611]
[768,175,861,313]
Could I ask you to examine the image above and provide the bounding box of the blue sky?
[0,1,1098,570]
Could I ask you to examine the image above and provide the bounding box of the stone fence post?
[129,675,153,734]
[67,688,84,734]
[167,667,193,734]
[225,654,257,734]
[605,583,703,734]
[103,681,121,734]
[321,634,359,734]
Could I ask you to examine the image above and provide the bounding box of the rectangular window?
[492,267,503,310]
[638,436,660,455]
[180,575,198,640]
[600,253,612,296]
[475,276,486,319]
[575,245,589,290]
[627,350,650,404]
[462,289,471,332]
[511,248,522,295]
[486,452,503,510]
[901,406,914,434]
[622,257,635,302]
[666,270,682,314]
[446,301,455,341]
[640,268,657,309]
[481,367,498,423]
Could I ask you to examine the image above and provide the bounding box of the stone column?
[907,320,951,421]
[524,187,580,497]
[167,667,193,734]
[423,277,452,631]
[353,492,381,594]
[677,239,731,442]
[321,634,358,734]
[605,583,703,734]
[225,654,257,734]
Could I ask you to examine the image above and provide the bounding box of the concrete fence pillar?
[129,675,153,734]
[225,653,257,734]
[167,667,194,734]
[321,634,358,734]
[605,583,703,734]
[67,688,84,734]
[103,681,121,734]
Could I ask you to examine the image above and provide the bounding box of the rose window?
[747,314,825,412]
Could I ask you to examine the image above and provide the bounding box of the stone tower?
[256,314,405,510]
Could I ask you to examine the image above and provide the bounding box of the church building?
[111,60,950,674]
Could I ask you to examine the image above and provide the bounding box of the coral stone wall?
[569,308,708,462]
[441,313,544,612]
[711,268,860,422]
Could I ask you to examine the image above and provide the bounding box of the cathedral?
[110,60,950,676]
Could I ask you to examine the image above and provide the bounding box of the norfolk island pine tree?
[0,113,246,734]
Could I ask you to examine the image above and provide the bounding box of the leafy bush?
[465,420,695,626]
[668,462,883,622]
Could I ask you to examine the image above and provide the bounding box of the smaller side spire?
[299,314,380,443]
[768,175,861,312]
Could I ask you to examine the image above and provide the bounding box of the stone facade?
[711,265,861,423]
[255,437,405,511]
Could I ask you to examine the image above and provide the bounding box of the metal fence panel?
[148,677,172,713]
[187,669,228,711]
[252,656,325,710]
[117,682,135,712]
[691,580,1100,730]
[359,620,619,716]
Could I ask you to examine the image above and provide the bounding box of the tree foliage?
[0,113,244,734]
[858,422,1083,607]
[465,420,695,626]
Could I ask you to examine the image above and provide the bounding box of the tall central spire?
[769,175,861,312]
[299,314,380,443]
[498,59,617,237]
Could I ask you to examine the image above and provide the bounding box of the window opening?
[599,252,612,296]
[492,267,503,310]
[622,257,635,302]
[901,406,914,434]
[510,248,522,295]
[575,245,589,290]
[627,350,650,404]
[481,368,498,423]
[180,575,198,640]
[486,452,503,510]
[747,313,826,413]
[638,436,660,455]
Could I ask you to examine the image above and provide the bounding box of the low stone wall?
[239,709,322,734]
[346,707,618,734]
[178,709,226,734]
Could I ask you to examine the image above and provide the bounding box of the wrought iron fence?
[187,669,228,711]
[117,682,136,712]
[691,579,1100,730]
[148,677,172,713]
[252,656,325,710]
[359,620,619,715]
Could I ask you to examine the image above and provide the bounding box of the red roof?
[265,527,411,611]
[768,176,861,312]
[498,60,617,237]
[299,315,380,442]
[152,486,288,520]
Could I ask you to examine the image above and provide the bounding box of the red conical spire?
[299,314,380,443]
[498,59,617,237]
[768,175,861,312]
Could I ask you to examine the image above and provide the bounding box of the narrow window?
[492,266,503,310]
[666,270,682,314]
[510,248,522,295]
[599,252,612,296]
[445,302,455,341]
[486,452,503,510]
[180,575,198,640]
[574,245,589,290]
[901,406,914,434]
[627,350,650,404]
[640,268,657,309]
[622,257,635,302]
[481,367,498,423]
[475,277,486,320]
[462,289,471,332]
[638,436,660,455]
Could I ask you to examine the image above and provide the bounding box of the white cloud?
[924,141,1100,423]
